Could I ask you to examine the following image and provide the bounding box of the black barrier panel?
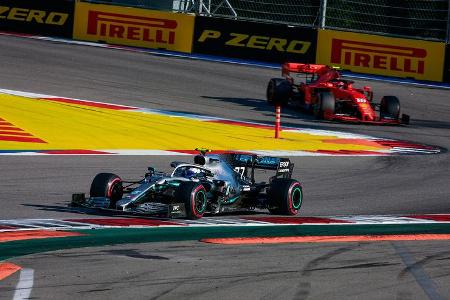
[0,0,74,38]
[193,16,317,63]
[444,44,450,83]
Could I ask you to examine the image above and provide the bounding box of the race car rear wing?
[230,154,293,180]
[282,63,328,75]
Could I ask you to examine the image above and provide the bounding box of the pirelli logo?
[87,10,177,45]
[331,39,426,74]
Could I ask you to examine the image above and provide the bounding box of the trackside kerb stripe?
[0,126,22,131]
[2,224,450,260]
[40,97,137,110]
[404,215,450,222]
[242,217,352,224]
[41,150,111,155]
[200,234,450,244]
[0,230,83,243]
[0,225,16,230]
[2,215,450,230]
[0,89,442,156]
[64,218,183,227]
[0,136,46,143]
[0,131,33,136]
[0,262,21,281]
[0,116,46,143]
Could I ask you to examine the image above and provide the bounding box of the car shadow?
[21,203,270,219]
[200,95,384,133]
[202,95,313,120]
[409,118,450,131]
[201,95,450,139]
[22,203,127,217]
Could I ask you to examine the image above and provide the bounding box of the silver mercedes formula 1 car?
[71,150,303,219]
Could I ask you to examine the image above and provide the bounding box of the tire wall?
[0,0,447,83]
[443,44,450,83]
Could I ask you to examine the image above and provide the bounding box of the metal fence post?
[320,0,327,29]
[198,0,203,14]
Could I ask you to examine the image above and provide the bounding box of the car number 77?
[234,167,245,178]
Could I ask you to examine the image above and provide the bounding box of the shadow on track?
[201,95,376,134]
[410,118,450,131]
[201,95,450,143]
[202,95,315,120]
[21,203,267,219]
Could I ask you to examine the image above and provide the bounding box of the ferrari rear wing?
[282,63,328,75]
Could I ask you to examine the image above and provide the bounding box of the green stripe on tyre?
[292,187,302,209]
[196,190,207,213]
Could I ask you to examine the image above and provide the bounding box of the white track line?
[13,268,34,300]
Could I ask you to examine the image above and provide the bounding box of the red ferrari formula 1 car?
[266,63,409,125]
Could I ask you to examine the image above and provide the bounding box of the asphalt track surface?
[0,35,450,299]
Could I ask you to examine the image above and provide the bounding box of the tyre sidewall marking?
[288,181,302,214]
[191,185,206,218]
[107,177,121,198]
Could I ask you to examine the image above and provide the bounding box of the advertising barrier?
[317,29,445,82]
[0,0,74,38]
[74,2,194,53]
[444,44,450,83]
[193,16,317,63]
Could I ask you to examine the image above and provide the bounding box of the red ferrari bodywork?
[274,63,408,125]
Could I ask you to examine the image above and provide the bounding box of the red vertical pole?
[275,105,281,139]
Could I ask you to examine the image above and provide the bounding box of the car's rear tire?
[380,96,400,119]
[267,179,303,215]
[267,78,291,105]
[90,173,123,207]
[314,92,335,119]
[175,181,207,219]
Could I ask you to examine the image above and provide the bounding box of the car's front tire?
[175,181,207,219]
[267,178,303,215]
[314,91,335,119]
[90,173,123,208]
[380,96,400,119]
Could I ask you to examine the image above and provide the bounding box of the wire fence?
[194,0,321,27]
[325,0,449,41]
[81,0,450,42]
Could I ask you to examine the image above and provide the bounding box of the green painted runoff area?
[2,224,450,261]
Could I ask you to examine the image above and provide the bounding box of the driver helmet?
[184,167,201,179]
